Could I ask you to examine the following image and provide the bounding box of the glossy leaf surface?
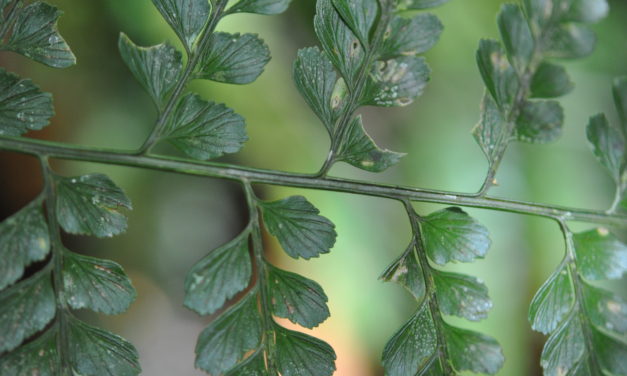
[56,173,132,238]
[573,228,627,281]
[528,262,574,334]
[228,0,292,15]
[433,270,492,321]
[151,0,210,50]
[0,69,53,137]
[260,196,336,259]
[274,325,336,376]
[379,14,442,59]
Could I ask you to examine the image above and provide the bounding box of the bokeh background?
[1,0,626,375]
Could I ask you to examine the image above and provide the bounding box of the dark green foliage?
[0,199,49,289]
[162,93,248,160]
[268,263,330,328]
[151,0,210,51]
[63,251,136,314]
[260,195,337,259]
[4,2,75,67]
[55,173,132,238]
[0,268,55,353]
[0,0,624,374]
[0,69,53,137]
[184,227,252,315]
[195,32,270,85]
[118,34,183,109]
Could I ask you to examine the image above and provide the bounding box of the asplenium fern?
[0,0,625,375]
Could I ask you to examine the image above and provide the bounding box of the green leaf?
[0,200,49,290]
[274,325,336,376]
[583,283,627,335]
[529,261,575,334]
[432,270,492,321]
[586,114,624,184]
[591,326,627,374]
[227,0,292,15]
[382,304,437,376]
[515,100,564,144]
[331,0,378,47]
[362,56,430,107]
[195,32,270,85]
[0,269,55,353]
[63,252,136,315]
[497,4,534,73]
[6,2,75,68]
[564,0,609,23]
[268,263,330,328]
[56,173,132,238]
[614,76,627,132]
[420,207,491,265]
[543,24,596,59]
[314,0,365,85]
[293,47,337,134]
[260,196,337,260]
[224,348,266,376]
[184,227,252,316]
[380,242,425,301]
[573,228,627,281]
[151,0,210,51]
[195,292,262,374]
[0,68,53,137]
[336,115,404,172]
[68,318,141,376]
[476,39,519,108]
[472,92,507,164]
[443,323,504,374]
[397,0,451,10]
[540,313,585,376]
[0,326,59,375]
[379,13,443,59]
[530,62,574,98]
[118,33,183,108]
[162,93,247,160]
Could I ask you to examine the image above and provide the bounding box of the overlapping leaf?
[331,0,377,47]
[268,263,330,328]
[184,227,252,315]
[195,32,270,85]
[497,4,533,73]
[528,261,574,334]
[151,0,210,51]
[260,196,336,259]
[63,251,136,315]
[0,199,49,289]
[162,93,248,160]
[118,33,183,108]
[195,291,263,374]
[5,2,75,68]
[473,92,507,164]
[0,325,59,375]
[0,69,53,137]
[336,115,404,172]
[515,100,564,143]
[56,173,132,238]
[0,268,55,353]
[530,62,574,99]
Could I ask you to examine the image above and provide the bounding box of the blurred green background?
[1,0,626,375]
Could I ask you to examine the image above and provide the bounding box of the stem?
[556,220,602,373]
[404,200,455,375]
[39,156,71,375]
[136,0,229,154]
[1,136,625,226]
[316,0,395,177]
[243,181,277,374]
